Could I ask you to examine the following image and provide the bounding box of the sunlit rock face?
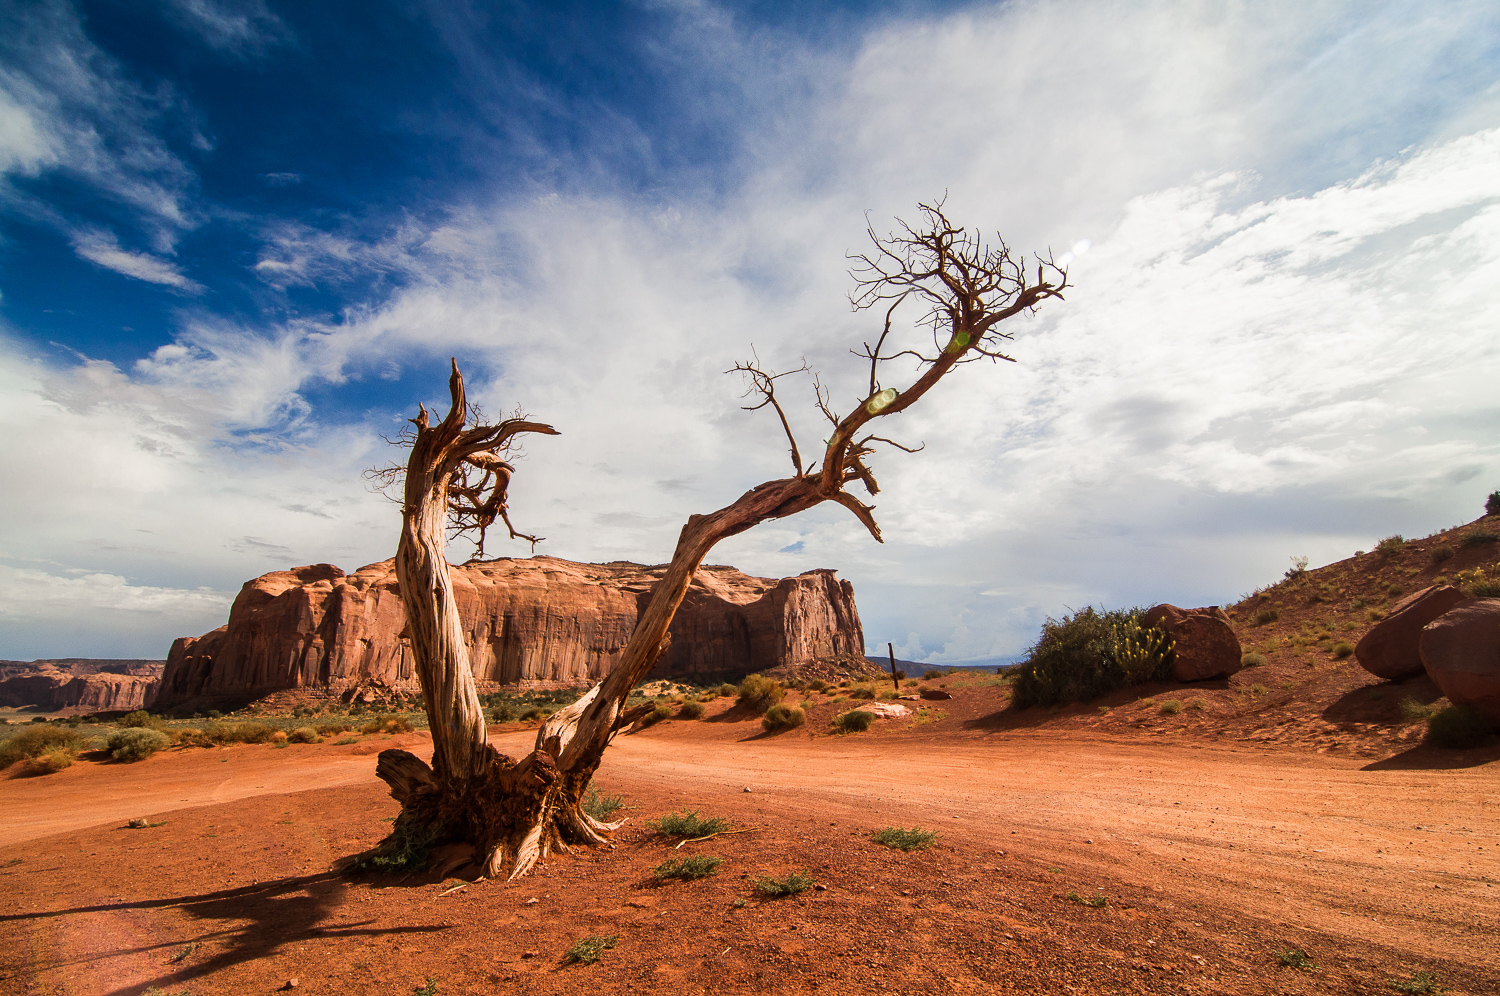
[156,556,864,709]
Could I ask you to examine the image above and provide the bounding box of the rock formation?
[1143,604,1242,681]
[1355,585,1470,680]
[157,556,865,710]
[1419,600,1500,725]
[0,661,161,714]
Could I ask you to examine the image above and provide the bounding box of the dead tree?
[367,201,1067,881]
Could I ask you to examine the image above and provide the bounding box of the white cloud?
[70,228,202,291]
[167,0,290,54]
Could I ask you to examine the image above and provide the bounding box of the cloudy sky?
[1,0,1498,664]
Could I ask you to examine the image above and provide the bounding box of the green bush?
[736,674,784,713]
[1461,529,1498,547]
[831,709,875,734]
[1375,535,1405,558]
[582,782,623,822]
[287,727,319,744]
[518,706,552,723]
[1486,490,1500,517]
[359,714,412,735]
[1332,641,1355,658]
[0,726,87,768]
[492,704,517,723]
[1158,699,1183,715]
[752,870,815,897]
[315,721,352,736]
[1399,696,1437,722]
[717,683,738,697]
[871,826,937,851]
[1241,652,1267,668]
[1277,948,1318,971]
[1066,889,1108,908]
[563,935,617,966]
[1254,608,1279,625]
[1429,545,1455,564]
[106,728,171,762]
[848,685,876,700]
[1389,969,1448,994]
[648,810,730,838]
[678,700,704,720]
[1011,607,1173,709]
[118,710,155,728]
[808,679,829,692]
[1426,705,1493,748]
[32,748,76,772]
[219,722,274,744]
[653,855,722,881]
[760,704,805,733]
[640,703,673,727]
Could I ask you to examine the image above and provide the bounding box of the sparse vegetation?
[1276,948,1318,971]
[105,728,171,762]
[1012,607,1173,708]
[653,855,723,880]
[1375,535,1406,558]
[736,674,785,714]
[1461,529,1498,547]
[1241,652,1266,668]
[677,699,704,720]
[1332,641,1355,658]
[287,726,319,743]
[118,710,157,729]
[1429,544,1454,564]
[359,714,412,735]
[1158,699,1183,715]
[0,726,86,769]
[1285,555,1309,579]
[563,935,617,965]
[871,826,937,851]
[413,978,439,996]
[1487,489,1500,517]
[639,703,673,727]
[848,685,876,700]
[1426,705,1493,748]
[648,810,730,838]
[1186,698,1209,711]
[752,870,816,897]
[831,709,875,734]
[582,783,624,822]
[1389,969,1448,994]
[1066,889,1107,908]
[1399,697,1436,723]
[491,704,517,723]
[760,704,805,733]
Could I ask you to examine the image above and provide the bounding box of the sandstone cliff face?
[157,556,864,709]
[0,664,160,714]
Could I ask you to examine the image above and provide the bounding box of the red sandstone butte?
[156,556,864,709]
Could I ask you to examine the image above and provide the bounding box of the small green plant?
[717,683,738,697]
[564,935,617,966]
[1255,608,1279,625]
[760,704,805,732]
[1332,641,1355,658]
[1158,699,1183,715]
[1429,544,1454,564]
[848,685,876,700]
[1399,696,1436,722]
[752,870,815,897]
[678,700,705,720]
[831,709,875,733]
[413,976,439,995]
[582,783,623,822]
[1285,555,1309,579]
[118,710,155,728]
[1426,705,1493,748]
[653,854,723,880]
[736,674,785,713]
[1389,969,1447,994]
[1276,948,1318,971]
[316,721,352,736]
[871,826,937,851]
[287,726,319,744]
[1486,489,1500,516]
[105,728,171,762]
[640,703,673,726]
[648,810,730,838]
[1375,535,1406,558]
[1065,890,1107,908]
[335,735,359,745]
[1367,607,1386,622]
[1461,529,1498,547]
[1388,583,1404,598]
[1186,697,1209,711]
[1241,652,1266,668]
[492,704,517,723]
[363,812,443,871]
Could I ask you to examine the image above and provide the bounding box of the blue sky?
[2,0,1499,662]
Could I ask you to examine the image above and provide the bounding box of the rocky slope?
[156,556,864,710]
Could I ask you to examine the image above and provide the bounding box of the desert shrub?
[106,728,171,762]
[220,722,274,744]
[752,870,815,897]
[1375,535,1406,558]
[677,700,704,720]
[879,689,899,700]
[808,679,828,692]
[582,783,624,822]
[1332,641,1355,658]
[359,714,412,735]
[1066,889,1108,908]
[922,668,947,679]
[270,730,289,745]
[1367,608,1386,622]
[1241,652,1266,668]
[1388,584,1404,597]
[518,706,552,723]
[760,704,805,733]
[334,736,359,745]
[848,685,876,700]
[649,810,730,838]
[362,811,441,871]
[1399,696,1436,723]
[1429,544,1455,564]
[653,855,722,881]
[1254,608,1279,625]
[831,709,875,734]
[1389,969,1448,994]
[563,935,617,966]
[871,826,937,851]
[1461,529,1498,548]
[1426,705,1493,748]
[1277,948,1318,971]
[1011,607,1173,709]
[1158,699,1183,715]
[118,710,155,728]
[736,675,784,714]
[1284,555,1309,579]
[287,727,319,744]
[315,721,351,736]
[492,704,517,723]
[1454,567,1500,599]
[1487,490,1500,517]
[639,703,673,727]
[0,726,86,768]
[1186,697,1209,711]
[717,683,737,697]
[32,748,76,772]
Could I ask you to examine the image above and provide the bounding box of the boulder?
[1419,600,1500,726]
[1142,604,1242,681]
[851,702,911,719]
[919,688,953,700]
[157,555,865,710]
[1355,585,1470,680]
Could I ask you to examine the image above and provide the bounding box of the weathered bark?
[368,202,1066,881]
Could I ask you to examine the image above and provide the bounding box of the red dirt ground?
[3,681,1497,996]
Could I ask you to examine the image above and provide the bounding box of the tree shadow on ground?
[1362,742,1500,771]
[4,872,449,996]
[1322,674,1441,724]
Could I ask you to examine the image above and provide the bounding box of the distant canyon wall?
[155,556,864,709]
[0,660,162,714]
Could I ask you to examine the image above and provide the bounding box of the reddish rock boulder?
[1420,600,1500,725]
[1355,585,1470,680]
[157,556,865,710]
[1142,604,1242,682]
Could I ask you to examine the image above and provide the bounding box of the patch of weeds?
[1332,641,1355,658]
[1158,699,1183,715]
[1367,607,1386,622]
[334,736,359,745]
[361,813,442,872]
[736,674,785,714]
[167,942,198,964]
[1046,866,1062,873]
[1388,584,1404,598]
[639,703,673,727]
[582,783,623,822]
[848,685,876,700]
[653,855,723,881]
[1399,697,1437,723]
[563,935,617,966]
[1375,535,1406,558]
[1389,970,1447,994]
[1254,608,1279,625]
[760,704,805,732]
[752,870,815,897]
[871,826,937,851]
[831,710,875,734]
[677,700,704,720]
[1276,948,1318,971]
[1065,889,1107,908]
[1460,529,1498,548]
[413,977,439,995]
[1013,607,1174,708]
[731,896,746,908]
[648,810,730,838]
[0,727,86,769]
[1426,705,1493,748]
[1429,545,1455,564]
[1241,652,1266,668]
[1186,698,1209,711]
[287,726,319,744]
[359,715,413,735]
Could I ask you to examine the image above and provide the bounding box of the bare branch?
[729,356,809,477]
